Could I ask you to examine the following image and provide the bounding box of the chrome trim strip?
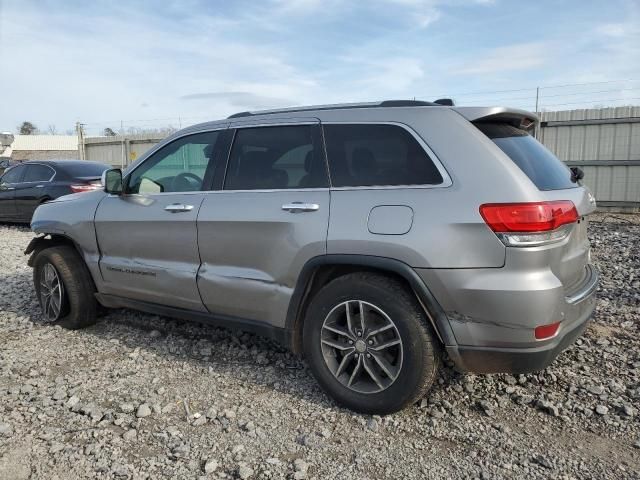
[565,264,599,305]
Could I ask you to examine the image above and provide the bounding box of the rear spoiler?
[453,106,538,131]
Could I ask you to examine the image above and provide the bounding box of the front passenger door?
[94,129,231,311]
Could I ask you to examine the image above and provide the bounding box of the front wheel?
[33,245,98,329]
[303,272,440,414]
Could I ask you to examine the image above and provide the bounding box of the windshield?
[476,122,577,191]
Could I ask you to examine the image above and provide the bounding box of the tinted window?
[1,165,25,184]
[63,162,110,177]
[476,123,577,191]
[323,124,443,187]
[23,164,55,182]
[225,125,327,190]
[128,131,222,194]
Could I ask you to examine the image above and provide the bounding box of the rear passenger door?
[0,165,26,220]
[197,121,330,327]
[14,163,56,220]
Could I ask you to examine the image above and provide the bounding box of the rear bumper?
[416,264,599,374]
[445,294,593,373]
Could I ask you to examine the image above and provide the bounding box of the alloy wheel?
[39,263,64,322]
[320,300,403,394]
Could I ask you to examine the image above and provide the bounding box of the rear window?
[476,123,577,191]
[63,162,110,178]
[323,124,443,187]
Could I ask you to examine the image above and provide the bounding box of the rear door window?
[23,164,55,182]
[323,124,443,187]
[224,125,327,190]
[475,122,577,191]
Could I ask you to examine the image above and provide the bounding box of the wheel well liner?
[25,234,83,267]
[285,255,455,354]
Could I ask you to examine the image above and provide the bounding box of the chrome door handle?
[282,202,320,213]
[164,203,194,213]
[35,185,44,188]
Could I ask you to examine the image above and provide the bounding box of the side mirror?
[102,168,123,194]
[570,166,584,183]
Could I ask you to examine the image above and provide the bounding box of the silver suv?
[26,100,598,414]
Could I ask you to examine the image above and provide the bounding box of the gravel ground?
[1,214,639,480]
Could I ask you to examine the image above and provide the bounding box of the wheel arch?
[285,255,455,355]
[25,234,85,268]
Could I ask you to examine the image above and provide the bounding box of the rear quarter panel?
[320,107,540,268]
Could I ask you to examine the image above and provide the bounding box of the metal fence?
[83,106,640,209]
[83,134,164,169]
[538,106,640,209]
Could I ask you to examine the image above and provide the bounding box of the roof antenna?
[434,98,454,106]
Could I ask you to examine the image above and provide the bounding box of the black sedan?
[0,160,110,223]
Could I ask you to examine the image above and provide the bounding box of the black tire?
[32,245,98,329]
[303,272,441,414]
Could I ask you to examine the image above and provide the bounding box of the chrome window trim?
[321,121,452,190]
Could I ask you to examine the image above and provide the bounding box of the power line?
[433,78,639,98]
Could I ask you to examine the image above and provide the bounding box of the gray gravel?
[1,214,639,479]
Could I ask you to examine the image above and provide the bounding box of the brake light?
[535,321,560,340]
[479,201,579,247]
[70,184,102,193]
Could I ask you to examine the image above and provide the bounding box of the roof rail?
[227,99,440,119]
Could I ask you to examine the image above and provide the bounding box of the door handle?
[282,202,320,213]
[164,203,194,213]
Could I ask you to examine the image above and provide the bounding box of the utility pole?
[534,87,540,140]
[75,122,86,160]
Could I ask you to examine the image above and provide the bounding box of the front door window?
[127,131,223,194]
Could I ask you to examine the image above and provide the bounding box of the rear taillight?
[70,183,102,193]
[480,201,579,247]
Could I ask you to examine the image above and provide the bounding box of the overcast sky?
[1,0,639,135]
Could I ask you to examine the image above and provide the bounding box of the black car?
[0,160,111,223]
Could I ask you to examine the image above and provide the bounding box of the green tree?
[18,121,38,135]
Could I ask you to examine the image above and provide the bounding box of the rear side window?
[475,123,577,191]
[23,164,55,182]
[323,124,443,187]
[225,125,327,190]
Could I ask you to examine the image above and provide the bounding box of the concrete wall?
[12,150,79,161]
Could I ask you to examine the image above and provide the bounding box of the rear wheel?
[303,272,440,414]
[33,246,98,329]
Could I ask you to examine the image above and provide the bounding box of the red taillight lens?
[534,322,561,340]
[70,184,101,193]
[479,201,579,233]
